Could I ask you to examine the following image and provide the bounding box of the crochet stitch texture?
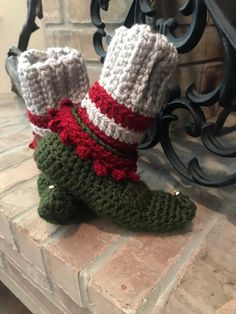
[17,47,89,140]
[34,24,196,232]
[35,133,196,232]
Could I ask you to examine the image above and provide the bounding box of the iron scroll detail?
[90,0,236,187]
[5,0,43,96]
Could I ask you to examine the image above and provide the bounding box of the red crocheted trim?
[27,111,50,129]
[48,102,139,181]
[29,133,43,150]
[29,138,37,150]
[78,107,137,153]
[89,82,153,132]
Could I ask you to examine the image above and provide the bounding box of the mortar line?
[136,214,220,314]
[0,174,38,199]
[78,231,134,309]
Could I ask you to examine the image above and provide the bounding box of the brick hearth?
[0,93,235,314]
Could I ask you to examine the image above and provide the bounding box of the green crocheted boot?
[37,173,93,224]
[35,133,196,232]
[34,24,196,232]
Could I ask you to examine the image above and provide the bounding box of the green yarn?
[37,173,94,225]
[35,133,196,232]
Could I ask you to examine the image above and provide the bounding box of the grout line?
[78,232,134,309]
[0,156,33,174]
[40,225,79,297]
[179,58,223,67]
[0,140,30,155]
[0,174,38,199]
[136,214,220,314]
[44,21,121,30]
[9,205,39,252]
[0,259,65,314]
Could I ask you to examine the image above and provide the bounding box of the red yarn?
[27,111,50,129]
[29,138,37,149]
[29,133,43,150]
[48,104,139,181]
[89,82,153,132]
[78,107,137,154]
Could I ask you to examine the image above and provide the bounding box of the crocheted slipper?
[35,133,196,232]
[34,24,196,232]
[17,47,89,147]
[37,173,93,224]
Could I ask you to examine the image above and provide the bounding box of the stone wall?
[42,0,223,117]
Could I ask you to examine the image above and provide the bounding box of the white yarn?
[18,47,89,115]
[99,24,178,118]
[81,95,145,144]
[30,123,50,137]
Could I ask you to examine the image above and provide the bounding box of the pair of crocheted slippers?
[18,24,196,232]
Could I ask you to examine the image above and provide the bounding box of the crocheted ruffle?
[48,100,139,181]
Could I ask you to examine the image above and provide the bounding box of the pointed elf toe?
[37,173,92,225]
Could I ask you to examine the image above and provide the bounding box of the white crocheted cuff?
[18,47,89,115]
[99,24,178,117]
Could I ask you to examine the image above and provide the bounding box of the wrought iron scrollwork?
[5,0,43,96]
[158,0,236,187]
[90,0,156,61]
[155,0,207,53]
[90,0,236,187]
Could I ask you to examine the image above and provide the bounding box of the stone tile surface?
[163,210,236,314]
[0,158,39,194]
[45,220,120,305]
[68,0,133,24]
[12,209,59,273]
[4,257,64,314]
[0,250,4,269]
[0,237,51,293]
[42,0,62,24]
[0,179,39,246]
[46,29,99,62]
[55,284,91,314]
[87,203,214,313]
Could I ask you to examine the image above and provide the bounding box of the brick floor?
[0,93,235,314]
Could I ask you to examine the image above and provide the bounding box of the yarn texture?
[18,47,89,145]
[33,24,196,232]
[35,133,196,232]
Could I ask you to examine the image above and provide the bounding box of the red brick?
[86,203,214,313]
[0,251,4,269]
[55,284,91,314]
[12,209,60,273]
[44,220,120,305]
[0,145,33,173]
[87,63,102,85]
[42,0,62,24]
[0,125,30,153]
[4,257,64,314]
[0,178,39,246]
[46,29,99,62]
[163,212,236,314]
[0,158,39,194]
[68,0,133,24]
[0,237,51,293]
[215,299,236,314]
